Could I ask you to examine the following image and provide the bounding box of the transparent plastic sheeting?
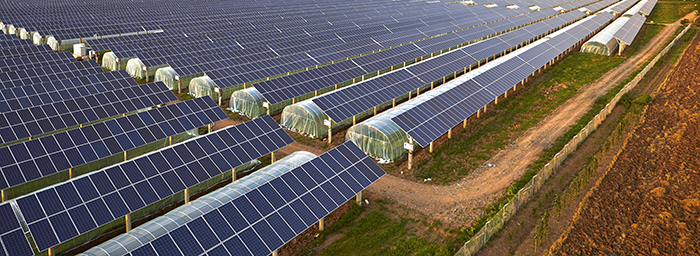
[188,75,239,102]
[76,151,317,256]
[189,76,217,100]
[229,87,267,118]
[280,100,330,138]
[101,52,121,71]
[153,66,178,90]
[347,35,547,163]
[581,16,629,56]
[126,58,146,79]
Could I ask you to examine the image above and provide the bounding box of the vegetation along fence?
[455,23,694,256]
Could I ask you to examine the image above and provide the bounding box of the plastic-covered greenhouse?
[281,100,340,138]
[581,0,647,55]
[76,151,317,256]
[31,31,44,45]
[188,75,240,103]
[154,66,203,92]
[153,66,178,90]
[345,38,537,162]
[229,87,268,118]
[101,52,133,71]
[125,58,169,80]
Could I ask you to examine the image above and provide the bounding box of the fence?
[455,23,693,256]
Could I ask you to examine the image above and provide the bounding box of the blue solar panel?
[0,81,176,144]
[131,141,384,256]
[16,115,294,252]
[0,96,227,191]
[0,203,33,256]
[313,69,424,122]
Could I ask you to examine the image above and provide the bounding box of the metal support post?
[373,106,377,116]
[184,188,190,204]
[463,119,467,128]
[232,168,237,182]
[448,128,452,139]
[356,191,363,206]
[124,151,127,161]
[429,142,433,153]
[125,214,132,232]
[271,151,276,163]
[352,116,356,126]
[318,218,325,231]
[392,98,396,107]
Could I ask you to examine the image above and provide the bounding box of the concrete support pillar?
[272,250,278,256]
[448,129,452,139]
[177,79,182,94]
[124,151,127,161]
[429,142,433,153]
[1,190,4,203]
[373,106,377,116]
[125,214,132,232]
[49,248,55,256]
[315,91,318,97]
[463,119,467,128]
[208,124,212,133]
[393,98,396,107]
[356,191,363,206]
[416,88,420,96]
[184,188,190,204]
[318,218,325,231]
[69,168,73,179]
[495,96,498,105]
[292,98,295,104]
[430,82,434,90]
[505,90,507,99]
[407,149,413,170]
[353,116,356,126]
[271,151,276,163]
[232,168,237,182]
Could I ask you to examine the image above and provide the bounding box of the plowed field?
[554,32,700,255]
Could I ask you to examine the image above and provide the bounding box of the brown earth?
[365,12,697,229]
[551,24,700,255]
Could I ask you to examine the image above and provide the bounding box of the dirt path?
[366,13,697,228]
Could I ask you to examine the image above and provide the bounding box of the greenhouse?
[76,151,317,256]
[125,58,169,80]
[154,66,203,91]
[32,31,44,45]
[188,75,240,104]
[581,0,647,55]
[7,24,15,35]
[345,37,542,162]
[101,52,133,71]
[229,87,268,118]
[46,36,79,51]
[281,100,343,138]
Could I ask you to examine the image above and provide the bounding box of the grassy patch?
[178,93,195,101]
[626,24,665,56]
[668,28,698,63]
[320,211,453,256]
[647,2,696,24]
[414,52,624,184]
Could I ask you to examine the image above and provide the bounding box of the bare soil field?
[552,26,700,256]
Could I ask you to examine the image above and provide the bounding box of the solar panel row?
[0,96,227,191]
[128,141,385,256]
[16,115,294,251]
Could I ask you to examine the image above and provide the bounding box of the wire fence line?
[455,23,693,256]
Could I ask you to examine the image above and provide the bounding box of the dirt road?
[366,13,697,227]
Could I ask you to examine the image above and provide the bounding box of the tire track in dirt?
[366,12,697,227]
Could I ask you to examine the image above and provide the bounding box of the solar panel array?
[0,52,74,73]
[392,13,615,147]
[128,141,385,256]
[610,0,637,14]
[614,13,646,45]
[0,81,176,144]
[0,44,52,59]
[0,203,33,256]
[15,115,294,251]
[0,70,134,113]
[638,0,658,16]
[313,10,585,123]
[0,60,103,90]
[0,97,227,191]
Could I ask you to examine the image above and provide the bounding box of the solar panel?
[253,60,366,105]
[0,39,33,50]
[0,203,34,256]
[15,115,294,252]
[638,0,657,16]
[614,14,646,45]
[0,52,75,73]
[0,60,102,90]
[313,69,424,122]
[130,141,385,256]
[0,70,134,113]
[0,96,227,191]
[0,81,176,145]
[0,44,52,59]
